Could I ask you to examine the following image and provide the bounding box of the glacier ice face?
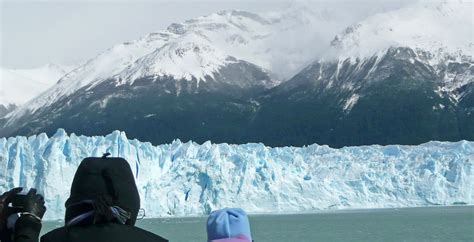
[0,129,473,220]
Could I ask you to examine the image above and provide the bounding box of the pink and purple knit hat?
[207,208,252,242]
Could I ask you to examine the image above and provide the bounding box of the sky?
[0,0,417,69]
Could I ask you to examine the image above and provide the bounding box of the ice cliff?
[1,129,473,220]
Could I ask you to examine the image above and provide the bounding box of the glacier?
[0,129,473,221]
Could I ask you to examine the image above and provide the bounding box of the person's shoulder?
[41,224,168,242]
[129,226,168,242]
[41,227,67,241]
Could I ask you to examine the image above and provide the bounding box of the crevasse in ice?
[0,129,473,220]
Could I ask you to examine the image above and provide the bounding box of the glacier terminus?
[0,129,472,221]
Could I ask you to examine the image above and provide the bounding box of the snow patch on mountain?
[1,130,472,220]
[343,93,360,112]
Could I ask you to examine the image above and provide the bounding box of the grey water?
[42,206,474,242]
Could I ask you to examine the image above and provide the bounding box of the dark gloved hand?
[1,188,23,221]
[0,187,23,236]
[20,189,46,222]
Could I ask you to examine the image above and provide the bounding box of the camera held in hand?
[6,188,46,222]
[10,194,28,210]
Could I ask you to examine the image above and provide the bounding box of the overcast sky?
[0,0,417,69]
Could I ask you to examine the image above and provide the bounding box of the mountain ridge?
[0,1,472,147]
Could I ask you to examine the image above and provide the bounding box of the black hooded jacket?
[41,157,167,242]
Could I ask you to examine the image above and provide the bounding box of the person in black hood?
[41,155,167,242]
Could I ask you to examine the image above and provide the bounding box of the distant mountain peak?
[330,0,473,60]
[0,63,78,107]
[116,33,233,82]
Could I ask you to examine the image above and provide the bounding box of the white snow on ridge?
[4,2,473,125]
[24,36,168,112]
[327,0,474,105]
[1,129,472,220]
[116,33,233,83]
[0,63,76,106]
[5,7,349,123]
[97,7,345,85]
[330,0,474,60]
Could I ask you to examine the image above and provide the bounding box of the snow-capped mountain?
[251,0,473,147]
[116,33,237,83]
[0,63,73,106]
[1,130,472,220]
[0,63,78,117]
[0,1,472,148]
[0,7,347,139]
[252,46,473,147]
[4,7,346,119]
[329,0,473,60]
[328,0,473,103]
[332,0,474,107]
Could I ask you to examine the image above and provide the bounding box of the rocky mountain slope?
[0,1,472,147]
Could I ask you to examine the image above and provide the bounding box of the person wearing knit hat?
[207,208,253,242]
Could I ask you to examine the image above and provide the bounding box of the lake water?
[42,206,474,242]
